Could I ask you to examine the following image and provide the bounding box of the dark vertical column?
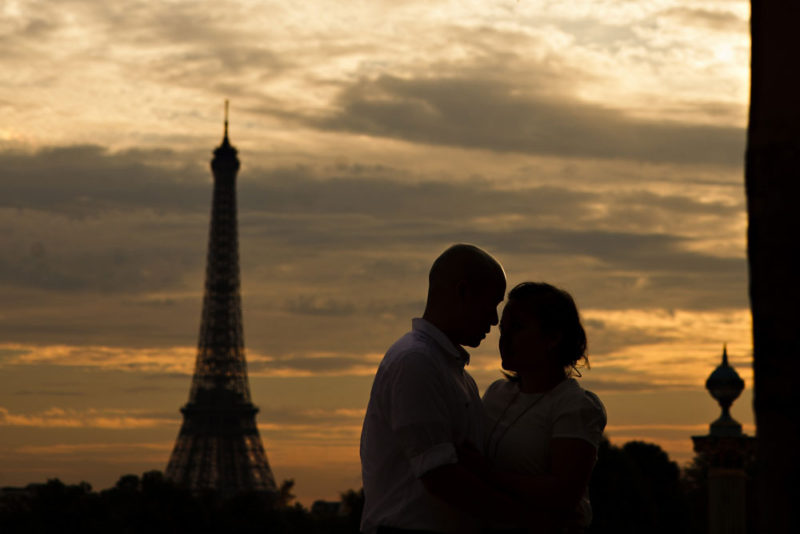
[746,2,800,532]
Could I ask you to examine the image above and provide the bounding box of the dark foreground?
[0,438,751,533]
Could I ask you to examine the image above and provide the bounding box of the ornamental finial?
[705,344,745,436]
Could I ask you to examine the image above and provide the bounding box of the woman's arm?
[490,437,597,512]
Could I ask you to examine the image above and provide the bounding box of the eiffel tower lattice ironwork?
[165,103,277,493]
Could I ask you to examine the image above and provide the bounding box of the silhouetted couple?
[360,244,606,534]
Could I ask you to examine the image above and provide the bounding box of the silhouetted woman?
[482,282,606,533]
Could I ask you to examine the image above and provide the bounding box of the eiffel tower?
[165,102,277,493]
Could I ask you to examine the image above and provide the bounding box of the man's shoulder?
[384,329,437,361]
[379,331,437,372]
[370,331,449,398]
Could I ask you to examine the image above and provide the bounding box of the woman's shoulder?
[554,379,606,418]
[483,377,517,401]
[551,379,608,442]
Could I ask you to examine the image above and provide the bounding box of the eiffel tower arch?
[165,103,277,494]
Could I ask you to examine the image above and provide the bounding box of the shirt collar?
[411,317,471,366]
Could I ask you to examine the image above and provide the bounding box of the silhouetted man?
[360,244,517,534]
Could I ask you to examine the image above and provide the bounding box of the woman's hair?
[507,281,589,375]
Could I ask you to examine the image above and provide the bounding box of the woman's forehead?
[502,299,537,320]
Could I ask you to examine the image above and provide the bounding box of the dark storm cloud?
[0,145,208,215]
[1,145,744,308]
[0,227,200,293]
[1,145,741,221]
[312,75,745,166]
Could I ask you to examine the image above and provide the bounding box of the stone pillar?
[691,346,756,534]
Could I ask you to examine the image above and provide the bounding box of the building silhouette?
[165,103,277,494]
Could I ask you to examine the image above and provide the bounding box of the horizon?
[0,0,753,505]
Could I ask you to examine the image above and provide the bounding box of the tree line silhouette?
[0,437,752,533]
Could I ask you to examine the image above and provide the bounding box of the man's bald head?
[428,244,505,299]
[424,244,506,348]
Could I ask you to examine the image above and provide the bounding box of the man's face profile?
[459,277,506,348]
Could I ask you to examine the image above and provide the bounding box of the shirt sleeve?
[386,351,459,477]
[551,390,607,449]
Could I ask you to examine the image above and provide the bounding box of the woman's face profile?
[498,299,553,373]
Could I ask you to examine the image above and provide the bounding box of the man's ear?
[456,279,469,298]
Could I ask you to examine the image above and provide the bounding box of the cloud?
[13,442,172,455]
[0,145,208,215]
[582,308,752,387]
[0,142,748,364]
[257,406,365,426]
[0,342,383,378]
[0,344,196,374]
[249,352,381,377]
[13,390,85,397]
[0,0,753,505]
[311,74,745,166]
[0,407,176,429]
[1,145,745,295]
[658,7,748,32]
[283,295,358,317]
[474,307,751,393]
[0,142,747,366]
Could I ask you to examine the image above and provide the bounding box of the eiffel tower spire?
[166,103,277,493]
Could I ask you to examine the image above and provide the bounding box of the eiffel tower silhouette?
[165,102,277,493]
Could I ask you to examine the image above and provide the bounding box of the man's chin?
[463,336,484,349]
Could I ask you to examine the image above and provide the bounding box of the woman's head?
[499,282,588,376]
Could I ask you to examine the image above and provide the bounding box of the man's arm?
[388,352,529,523]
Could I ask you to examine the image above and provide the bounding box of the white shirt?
[483,378,606,528]
[360,318,485,534]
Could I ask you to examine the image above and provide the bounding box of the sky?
[0,0,754,505]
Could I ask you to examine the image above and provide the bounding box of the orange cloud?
[585,308,751,386]
[0,407,175,429]
[0,343,195,374]
[14,442,172,456]
[0,343,383,378]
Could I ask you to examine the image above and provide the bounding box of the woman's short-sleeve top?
[482,377,607,476]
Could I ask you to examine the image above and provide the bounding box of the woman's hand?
[456,441,492,480]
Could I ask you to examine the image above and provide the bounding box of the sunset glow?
[1,0,752,504]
